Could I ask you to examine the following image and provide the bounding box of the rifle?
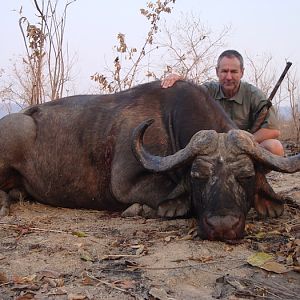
[249,61,292,133]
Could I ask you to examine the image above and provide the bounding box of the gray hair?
[217,50,244,69]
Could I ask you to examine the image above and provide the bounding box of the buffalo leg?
[0,191,10,217]
[157,180,190,217]
[121,198,190,218]
[121,203,156,218]
[157,198,190,217]
[254,171,284,218]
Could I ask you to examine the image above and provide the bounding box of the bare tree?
[19,15,45,105]
[286,70,300,146]
[91,2,231,94]
[0,69,18,114]
[91,0,176,93]
[245,54,275,96]
[155,13,230,84]
[244,54,296,121]
[18,0,75,105]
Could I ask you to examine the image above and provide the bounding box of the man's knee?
[260,139,284,156]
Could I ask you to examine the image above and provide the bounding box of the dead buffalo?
[0,80,299,240]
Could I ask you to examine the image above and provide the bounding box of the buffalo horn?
[229,129,300,173]
[131,119,218,172]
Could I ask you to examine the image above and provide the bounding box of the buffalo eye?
[191,171,208,182]
[236,174,254,186]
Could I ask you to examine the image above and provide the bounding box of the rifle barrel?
[268,61,292,101]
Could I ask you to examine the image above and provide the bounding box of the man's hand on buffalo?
[161,73,183,88]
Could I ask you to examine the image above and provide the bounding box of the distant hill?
[0,103,22,118]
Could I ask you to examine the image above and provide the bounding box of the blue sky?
[0,0,300,95]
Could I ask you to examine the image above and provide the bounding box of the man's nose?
[225,72,232,80]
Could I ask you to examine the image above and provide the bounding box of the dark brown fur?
[0,80,280,240]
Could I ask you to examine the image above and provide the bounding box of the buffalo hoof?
[157,198,190,218]
[121,203,156,218]
[254,194,284,218]
[0,191,10,217]
[8,188,27,201]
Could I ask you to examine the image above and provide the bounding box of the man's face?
[216,56,244,97]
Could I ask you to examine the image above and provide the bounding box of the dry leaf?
[131,244,145,255]
[125,260,141,270]
[247,252,290,274]
[110,239,121,247]
[79,250,94,262]
[38,269,61,279]
[149,287,170,300]
[286,254,294,266]
[189,255,214,263]
[224,245,234,252]
[261,261,290,273]
[15,292,35,300]
[43,276,64,287]
[180,227,198,240]
[0,272,8,284]
[293,266,300,273]
[72,231,87,237]
[253,232,266,239]
[47,287,67,296]
[164,235,176,242]
[113,279,136,289]
[81,275,97,286]
[67,293,87,300]
[247,252,273,267]
[12,274,36,284]
[101,254,132,260]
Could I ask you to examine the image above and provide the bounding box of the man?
[161,50,284,156]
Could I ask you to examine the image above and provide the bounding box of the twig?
[102,254,139,259]
[284,196,300,209]
[0,282,12,287]
[85,272,129,294]
[0,222,68,234]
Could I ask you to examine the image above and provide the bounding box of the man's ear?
[241,68,245,78]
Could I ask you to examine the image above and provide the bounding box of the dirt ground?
[0,172,299,300]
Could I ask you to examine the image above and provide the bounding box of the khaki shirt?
[202,81,278,131]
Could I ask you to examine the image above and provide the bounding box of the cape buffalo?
[0,80,299,240]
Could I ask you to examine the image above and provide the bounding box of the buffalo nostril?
[206,215,240,229]
[205,216,240,228]
[203,214,244,240]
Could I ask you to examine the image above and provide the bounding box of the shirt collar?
[216,81,244,104]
